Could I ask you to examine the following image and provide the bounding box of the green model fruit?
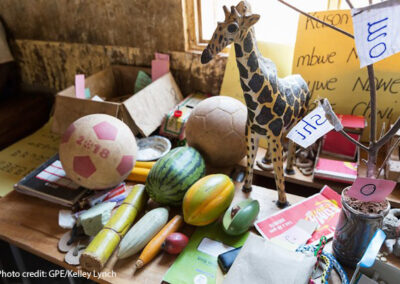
[145,146,205,206]
[222,199,260,236]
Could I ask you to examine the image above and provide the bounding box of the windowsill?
[185,49,230,58]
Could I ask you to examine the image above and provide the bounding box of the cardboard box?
[52,65,183,137]
[321,114,365,161]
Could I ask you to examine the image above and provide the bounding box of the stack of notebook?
[14,154,89,207]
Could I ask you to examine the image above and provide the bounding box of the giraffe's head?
[201,1,260,64]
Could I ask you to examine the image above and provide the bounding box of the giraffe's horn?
[223,5,230,21]
[230,6,240,19]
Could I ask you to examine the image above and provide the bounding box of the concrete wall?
[0,0,226,95]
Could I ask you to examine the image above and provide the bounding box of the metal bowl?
[136,135,171,161]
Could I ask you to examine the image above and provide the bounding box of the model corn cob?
[80,184,147,272]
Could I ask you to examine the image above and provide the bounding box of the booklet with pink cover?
[255,186,342,245]
[314,157,358,184]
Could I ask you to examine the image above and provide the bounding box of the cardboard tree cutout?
[201,1,311,207]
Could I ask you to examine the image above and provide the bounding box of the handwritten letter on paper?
[352,0,400,68]
[347,177,396,202]
[287,105,334,148]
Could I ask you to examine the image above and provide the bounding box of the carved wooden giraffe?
[201,1,310,207]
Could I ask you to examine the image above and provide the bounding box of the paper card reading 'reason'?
[347,177,396,202]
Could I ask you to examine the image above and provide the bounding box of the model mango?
[183,174,234,226]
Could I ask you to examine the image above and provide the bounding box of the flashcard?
[347,177,396,202]
[352,0,400,67]
[287,105,334,148]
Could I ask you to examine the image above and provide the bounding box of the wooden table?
[0,182,304,283]
[1,181,400,283]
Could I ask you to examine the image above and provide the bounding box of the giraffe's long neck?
[234,29,264,83]
[234,29,277,124]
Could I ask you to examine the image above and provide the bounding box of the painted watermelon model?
[145,146,205,206]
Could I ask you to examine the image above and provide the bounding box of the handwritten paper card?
[75,74,85,99]
[287,105,334,148]
[352,0,400,68]
[292,10,400,143]
[347,177,396,202]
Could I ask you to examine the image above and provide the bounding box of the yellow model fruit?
[182,174,235,226]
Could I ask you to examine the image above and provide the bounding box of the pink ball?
[59,114,137,189]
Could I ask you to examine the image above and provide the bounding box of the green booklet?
[163,222,249,284]
[134,70,152,93]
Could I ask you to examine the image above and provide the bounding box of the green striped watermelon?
[145,146,206,206]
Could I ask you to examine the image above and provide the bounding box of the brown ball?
[59,114,137,189]
[186,96,247,167]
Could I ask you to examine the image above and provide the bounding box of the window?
[187,0,382,50]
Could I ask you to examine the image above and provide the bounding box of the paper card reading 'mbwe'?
[347,177,396,202]
[286,105,334,148]
[352,0,400,68]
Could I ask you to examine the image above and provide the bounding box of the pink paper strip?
[155,52,170,61]
[347,177,396,202]
[75,74,85,99]
[151,60,170,81]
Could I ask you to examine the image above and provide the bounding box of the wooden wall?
[0,0,227,95]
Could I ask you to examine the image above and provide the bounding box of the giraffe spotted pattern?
[201,1,311,207]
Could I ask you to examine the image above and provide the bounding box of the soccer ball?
[185,96,247,167]
[59,114,137,189]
